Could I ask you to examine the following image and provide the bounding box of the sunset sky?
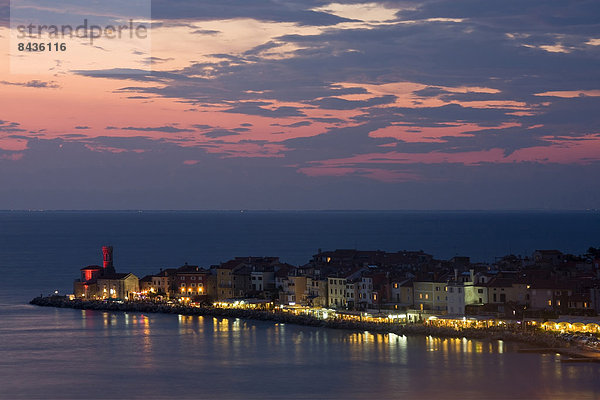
[1,0,599,209]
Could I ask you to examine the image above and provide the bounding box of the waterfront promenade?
[30,295,600,361]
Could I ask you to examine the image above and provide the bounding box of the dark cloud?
[244,41,282,56]
[286,121,312,128]
[309,117,346,123]
[4,0,600,209]
[146,57,175,65]
[3,136,600,210]
[203,129,240,138]
[0,80,60,88]
[310,95,397,110]
[223,104,306,117]
[110,126,195,133]
[0,0,8,28]
[191,29,220,35]
[0,120,25,132]
[151,0,353,26]
[413,86,450,98]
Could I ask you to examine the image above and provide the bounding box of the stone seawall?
[30,296,569,349]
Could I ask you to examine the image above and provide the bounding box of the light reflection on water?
[1,306,600,399]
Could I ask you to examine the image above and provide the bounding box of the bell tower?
[102,246,115,275]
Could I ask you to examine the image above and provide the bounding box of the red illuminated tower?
[102,246,115,275]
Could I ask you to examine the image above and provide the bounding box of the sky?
[1,0,599,210]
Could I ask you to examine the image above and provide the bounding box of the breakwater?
[30,296,578,351]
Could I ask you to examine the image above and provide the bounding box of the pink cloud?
[298,133,600,180]
[369,122,521,143]
[0,137,28,151]
[0,153,24,161]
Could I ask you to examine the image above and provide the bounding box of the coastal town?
[63,245,600,339]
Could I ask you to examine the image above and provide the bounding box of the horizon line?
[0,208,598,213]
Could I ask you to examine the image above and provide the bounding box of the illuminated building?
[73,246,139,300]
[175,263,215,300]
[97,273,139,300]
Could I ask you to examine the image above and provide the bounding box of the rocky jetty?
[30,296,569,349]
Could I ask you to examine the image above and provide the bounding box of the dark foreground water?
[1,305,599,400]
[1,211,600,399]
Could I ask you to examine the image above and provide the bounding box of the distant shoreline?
[30,296,598,359]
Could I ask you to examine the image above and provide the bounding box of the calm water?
[1,211,600,399]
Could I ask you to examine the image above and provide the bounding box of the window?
[435,287,440,291]
[181,283,185,287]
[191,276,196,280]
[419,293,423,299]
[425,294,429,300]
[478,289,483,294]
[458,288,462,294]
[191,283,195,287]
[449,287,453,293]
[394,283,398,289]
[180,277,185,280]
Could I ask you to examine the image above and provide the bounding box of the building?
[175,264,214,299]
[328,276,347,308]
[152,269,177,297]
[216,257,280,300]
[446,281,466,316]
[533,250,563,267]
[74,246,137,300]
[139,275,154,294]
[306,276,328,307]
[97,273,139,300]
[413,279,448,312]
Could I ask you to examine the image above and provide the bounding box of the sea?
[1,210,600,399]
